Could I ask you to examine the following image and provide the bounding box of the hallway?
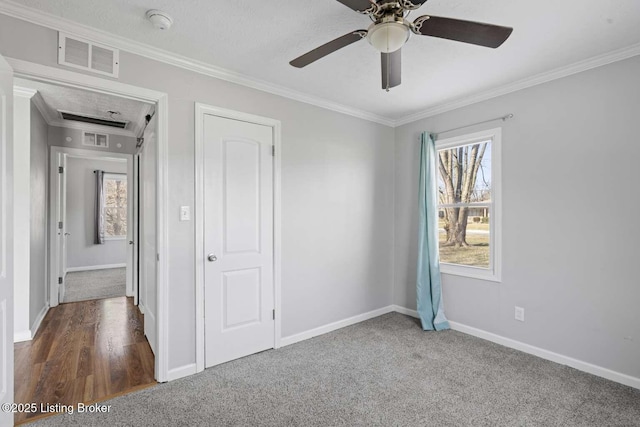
[14,297,155,425]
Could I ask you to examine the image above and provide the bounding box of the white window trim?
[103,172,127,239]
[435,127,502,283]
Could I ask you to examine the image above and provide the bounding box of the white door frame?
[0,52,14,427]
[48,147,131,302]
[132,153,139,306]
[194,103,282,373]
[8,57,170,382]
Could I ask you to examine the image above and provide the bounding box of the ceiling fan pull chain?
[386,55,390,92]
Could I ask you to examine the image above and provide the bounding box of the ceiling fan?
[290,0,513,91]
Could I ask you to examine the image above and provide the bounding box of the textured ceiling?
[8,0,640,121]
[18,78,152,134]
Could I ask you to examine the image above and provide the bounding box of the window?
[103,173,127,239]
[436,128,501,281]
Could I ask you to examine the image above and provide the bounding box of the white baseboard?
[145,310,157,356]
[392,305,640,390]
[14,304,49,343]
[280,305,395,347]
[138,302,146,314]
[448,320,640,390]
[167,363,197,381]
[392,305,419,318]
[30,304,49,338]
[66,263,126,273]
[14,330,32,343]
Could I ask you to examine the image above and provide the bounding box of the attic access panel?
[60,111,128,128]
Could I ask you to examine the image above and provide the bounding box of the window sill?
[440,264,501,283]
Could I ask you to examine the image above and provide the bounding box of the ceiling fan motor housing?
[289,0,514,91]
[367,16,411,53]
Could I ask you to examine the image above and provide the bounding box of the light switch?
[180,206,191,221]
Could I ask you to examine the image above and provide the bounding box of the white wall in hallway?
[13,91,49,341]
[65,156,127,269]
[49,126,137,155]
[29,100,48,330]
[13,89,32,340]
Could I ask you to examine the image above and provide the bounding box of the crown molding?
[30,90,56,123]
[394,42,640,126]
[2,0,639,129]
[13,86,37,98]
[0,0,395,127]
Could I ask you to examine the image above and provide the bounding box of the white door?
[140,117,157,354]
[204,114,274,367]
[0,53,14,427]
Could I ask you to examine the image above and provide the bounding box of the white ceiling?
[16,78,152,135]
[8,0,640,122]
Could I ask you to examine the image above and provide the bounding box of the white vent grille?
[83,131,109,148]
[58,33,119,78]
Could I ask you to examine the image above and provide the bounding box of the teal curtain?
[417,132,449,331]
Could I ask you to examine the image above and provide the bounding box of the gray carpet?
[62,268,126,303]
[31,313,640,426]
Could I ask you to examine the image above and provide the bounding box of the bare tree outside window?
[104,175,127,237]
[437,140,491,268]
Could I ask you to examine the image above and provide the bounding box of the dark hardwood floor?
[14,297,156,425]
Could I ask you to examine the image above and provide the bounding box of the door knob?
[207,254,217,262]
[64,232,71,236]
[129,240,134,245]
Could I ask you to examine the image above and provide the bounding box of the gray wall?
[65,157,127,269]
[0,15,395,372]
[49,126,137,154]
[394,56,640,379]
[29,100,48,327]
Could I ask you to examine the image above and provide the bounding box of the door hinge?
[58,221,63,229]
[272,309,275,320]
[58,166,64,173]
[58,277,63,284]
[157,253,160,261]
[271,145,275,156]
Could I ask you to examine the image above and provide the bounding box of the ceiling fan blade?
[413,15,513,48]
[381,50,401,90]
[336,0,376,13]
[400,0,429,9]
[290,30,367,68]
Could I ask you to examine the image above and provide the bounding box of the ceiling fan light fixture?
[367,21,410,53]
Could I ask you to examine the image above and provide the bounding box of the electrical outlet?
[515,306,525,322]
[180,206,191,221]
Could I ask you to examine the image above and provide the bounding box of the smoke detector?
[146,10,173,30]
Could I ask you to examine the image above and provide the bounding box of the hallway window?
[103,173,127,239]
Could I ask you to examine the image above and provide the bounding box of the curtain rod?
[434,113,514,139]
[93,170,126,175]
